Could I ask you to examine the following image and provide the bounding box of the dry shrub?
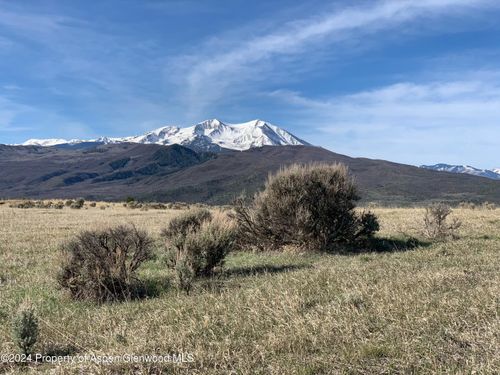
[168,202,189,210]
[10,200,36,209]
[233,163,379,252]
[127,201,142,209]
[57,225,153,302]
[70,198,85,209]
[9,200,66,209]
[458,201,476,210]
[162,209,236,293]
[163,209,212,239]
[423,203,461,241]
[147,203,167,210]
[481,201,496,210]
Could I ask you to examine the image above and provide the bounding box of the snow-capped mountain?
[421,164,500,180]
[22,138,76,147]
[21,119,309,152]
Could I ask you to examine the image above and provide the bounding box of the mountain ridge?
[20,119,309,152]
[421,163,500,180]
[1,143,500,205]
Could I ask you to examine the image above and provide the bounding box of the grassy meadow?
[0,202,499,374]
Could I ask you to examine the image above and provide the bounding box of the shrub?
[162,208,212,239]
[127,201,143,209]
[162,209,236,293]
[12,304,38,355]
[458,201,476,210]
[170,202,188,210]
[89,202,97,207]
[57,225,153,302]
[357,211,381,241]
[12,200,35,209]
[423,203,461,241]
[147,203,167,210]
[70,198,85,209]
[233,163,379,252]
[482,201,496,210]
[65,200,74,207]
[33,200,48,208]
[174,257,195,294]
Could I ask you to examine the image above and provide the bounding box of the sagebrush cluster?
[233,163,379,252]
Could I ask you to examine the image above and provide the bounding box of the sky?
[1,0,500,168]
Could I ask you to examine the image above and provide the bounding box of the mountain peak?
[19,119,309,152]
[196,119,224,128]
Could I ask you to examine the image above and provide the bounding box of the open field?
[0,202,499,374]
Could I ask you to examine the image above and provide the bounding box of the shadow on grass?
[221,263,312,278]
[42,343,78,357]
[132,276,172,300]
[361,236,432,253]
[80,276,172,303]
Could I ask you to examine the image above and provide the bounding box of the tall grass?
[0,203,498,373]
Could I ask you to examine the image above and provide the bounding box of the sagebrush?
[233,163,379,251]
[162,209,236,293]
[423,203,461,240]
[57,225,153,302]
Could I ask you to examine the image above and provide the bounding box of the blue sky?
[1,0,500,167]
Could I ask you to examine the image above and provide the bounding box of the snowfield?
[21,119,309,151]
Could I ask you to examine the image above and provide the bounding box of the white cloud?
[0,94,94,141]
[269,71,500,167]
[0,2,173,138]
[171,0,497,115]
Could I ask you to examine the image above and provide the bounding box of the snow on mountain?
[21,119,309,152]
[22,138,71,147]
[421,164,500,180]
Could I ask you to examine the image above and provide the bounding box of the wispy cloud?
[1,0,498,160]
[0,92,93,141]
[0,95,31,131]
[0,7,76,36]
[0,2,171,137]
[269,71,500,167]
[171,0,497,116]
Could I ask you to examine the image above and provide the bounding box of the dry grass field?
[0,202,499,374]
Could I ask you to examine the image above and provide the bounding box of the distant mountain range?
[21,119,309,152]
[2,143,500,204]
[21,121,499,183]
[421,164,500,180]
[3,119,500,204]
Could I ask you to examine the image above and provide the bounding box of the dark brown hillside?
[0,143,214,200]
[0,144,499,204]
[140,146,500,204]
